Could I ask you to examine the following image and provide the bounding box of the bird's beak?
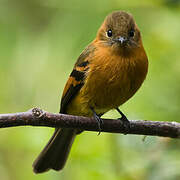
[115,36,127,44]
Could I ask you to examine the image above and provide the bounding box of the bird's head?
[96,11,142,55]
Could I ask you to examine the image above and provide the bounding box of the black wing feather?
[60,83,83,113]
[59,44,95,114]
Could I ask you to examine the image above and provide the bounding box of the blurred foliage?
[0,0,179,179]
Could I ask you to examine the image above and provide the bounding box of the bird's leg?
[116,108,130,134]
[90,107,103,135]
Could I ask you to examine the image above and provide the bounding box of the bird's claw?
[94,113,103,135]
[91,107,103,135]
[118,114,130,135]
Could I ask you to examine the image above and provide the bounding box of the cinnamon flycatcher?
[33,10,148,173]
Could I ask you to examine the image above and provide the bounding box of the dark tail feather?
[33,128,76,173]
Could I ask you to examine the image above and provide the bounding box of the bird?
[33,10,148,173]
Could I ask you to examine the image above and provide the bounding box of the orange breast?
[66,43,148,116]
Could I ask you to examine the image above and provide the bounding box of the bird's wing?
[60,44,95,113]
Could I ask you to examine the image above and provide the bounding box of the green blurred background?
[0,0,180,179]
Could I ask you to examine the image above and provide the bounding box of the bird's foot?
[116,108,130,134]
[91,107,103,135]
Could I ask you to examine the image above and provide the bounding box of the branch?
[0,107,179,138]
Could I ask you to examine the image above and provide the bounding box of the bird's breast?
[66,45,148,116]
[82,45,148,112]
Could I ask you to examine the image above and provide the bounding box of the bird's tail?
[33,128,76,173]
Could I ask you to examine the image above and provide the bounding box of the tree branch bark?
[0,107,179,138]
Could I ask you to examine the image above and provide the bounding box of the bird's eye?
[129,29,135,37]
[107,29,113,37]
